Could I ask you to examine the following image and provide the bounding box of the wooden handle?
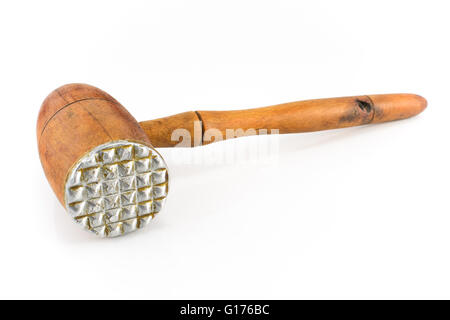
[139,93,427,147]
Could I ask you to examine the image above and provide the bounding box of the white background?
[0,0,448,299]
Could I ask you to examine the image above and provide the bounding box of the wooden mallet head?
[37,84,168,237]
[37,83,426,237]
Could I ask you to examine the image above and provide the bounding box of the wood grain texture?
[139,94,427,147]
[139,111,201,147]
[37,84,427,206]
[37,84,151,206]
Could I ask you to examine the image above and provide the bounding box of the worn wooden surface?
[37,84,151,206]
[38,84,427,205]
[140,94,427,147]
[139,111,201,147]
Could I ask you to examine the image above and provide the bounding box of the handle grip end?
[369,93,427,123]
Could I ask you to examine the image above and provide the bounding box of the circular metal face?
[64,140,168,237]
